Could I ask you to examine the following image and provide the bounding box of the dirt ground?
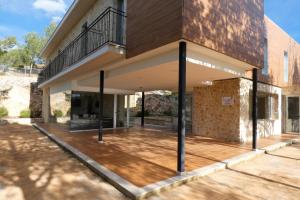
[0,124,128,200]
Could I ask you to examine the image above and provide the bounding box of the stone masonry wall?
[239,78,282,142]
[193,79,241,142]
[0,72,42,117]
[192,78,282,143]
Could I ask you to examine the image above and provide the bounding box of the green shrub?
[20,109,31,118]
[136,110,150,117]
[53,109,63,117]
[0,107,8,118]
[66,108,71,117]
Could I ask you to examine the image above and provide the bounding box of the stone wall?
[192,78,282,143]
[0,72,42,117]
[239,79,282,142]
[193,79,241,142]
[29,83,43,118]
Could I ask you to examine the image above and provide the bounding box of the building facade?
[38,0,300,147]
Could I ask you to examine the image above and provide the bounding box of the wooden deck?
[37,123,299,187]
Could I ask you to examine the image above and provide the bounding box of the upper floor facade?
[39,0,300,91]
[256,16,300,89]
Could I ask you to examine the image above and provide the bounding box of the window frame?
[284,51,289,83]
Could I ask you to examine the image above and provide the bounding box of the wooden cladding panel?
[183,0,264,68]
[126,0,183,58]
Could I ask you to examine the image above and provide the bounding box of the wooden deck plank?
[36,123,299,187]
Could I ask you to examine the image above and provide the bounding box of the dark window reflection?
[71,91,111,130]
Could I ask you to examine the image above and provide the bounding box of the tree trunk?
[29,63,33,77]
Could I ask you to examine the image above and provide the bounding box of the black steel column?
[177,41,186,173]
[141,91,145,127]
[98,70,104,142]
[252,68,258,150]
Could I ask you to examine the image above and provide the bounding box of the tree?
[0,48,25,67]
[0,37,16,57]
[23,32,43,75]
[0,22,57,73]
[44,22,57,43]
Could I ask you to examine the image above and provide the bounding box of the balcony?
[38,7,126,84]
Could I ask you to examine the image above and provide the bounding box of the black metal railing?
[38,7,126,84]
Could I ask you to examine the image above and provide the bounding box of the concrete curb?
[262,141,293,152]
[32,124,298,200]
[223,149,265,168]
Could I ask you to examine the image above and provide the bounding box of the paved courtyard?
[0,123,299,200]
[36,123,298,187]
[150,143,300,200]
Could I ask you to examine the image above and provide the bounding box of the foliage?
[43,22,57,44]
[0,107,8,118]
[53,109,63,118]
[163,109,173,116]
[23,32,44,66]
[66,108,71,117]
[0,22,57,68]
[0,48,27,67]
[20,109,31,118]
[0,37,16,57]
[0,87,11,100]
[136,110,150,117]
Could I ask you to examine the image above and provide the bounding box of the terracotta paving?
[36,123,300,187]
[150,143,300,200]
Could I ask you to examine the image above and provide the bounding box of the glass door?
[286,96,300,133]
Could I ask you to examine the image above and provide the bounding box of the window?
[250,91,279,120]
[284,51,289,82]
[262,38,268,75]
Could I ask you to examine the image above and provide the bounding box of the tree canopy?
[0,22,57,68]
[0,37,16,57]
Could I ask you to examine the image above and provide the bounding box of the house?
[38,0,300,174]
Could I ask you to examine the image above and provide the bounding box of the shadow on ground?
[0,123,127,200]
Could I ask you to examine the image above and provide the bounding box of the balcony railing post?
[38,8,126,84]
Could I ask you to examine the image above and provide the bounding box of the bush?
[136,110,150,117]
[66,108,71,117]
[20,109,31,118]
[0,107,8,118]
[163,109,173,116]
[53,109,63,117]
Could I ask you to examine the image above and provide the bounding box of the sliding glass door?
[286,96,300,133]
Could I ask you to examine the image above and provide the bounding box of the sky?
[0,0,299,44]
[0,0,73,43]
[265,0,300,43]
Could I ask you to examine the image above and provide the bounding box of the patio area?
[35,123,300,188]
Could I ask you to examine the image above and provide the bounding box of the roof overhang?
[40,0,97,58]
[39,44,125,89]
[76,41,255,92]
